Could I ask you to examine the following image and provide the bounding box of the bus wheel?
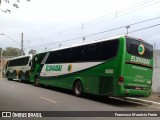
[35,77,40,87]
[73,81,83,97]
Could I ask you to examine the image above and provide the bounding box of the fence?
[152,50,160,93]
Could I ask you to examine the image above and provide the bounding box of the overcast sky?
[0,0,160,54]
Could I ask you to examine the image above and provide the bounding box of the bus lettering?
[46,65,62,72]
[105,69,114,74]
[131,56,150,65]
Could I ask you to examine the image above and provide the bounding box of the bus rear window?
[126,38,153,59]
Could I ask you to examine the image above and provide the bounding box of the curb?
[109,96,160,107]
[125,97,160,107]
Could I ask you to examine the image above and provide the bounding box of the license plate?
[135,87,141,90]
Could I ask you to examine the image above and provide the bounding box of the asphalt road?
[0,78,160,120]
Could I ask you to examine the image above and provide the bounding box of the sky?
[0,0,160,54]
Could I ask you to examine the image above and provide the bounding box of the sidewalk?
[121,93,160,106]
[142,93,160,103]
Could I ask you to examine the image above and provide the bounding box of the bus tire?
[35,76,40,87]
[73,80,83,97]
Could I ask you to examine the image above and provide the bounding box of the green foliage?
[2,47,21,57]
[0,0,31,13]
[28,49,36,54]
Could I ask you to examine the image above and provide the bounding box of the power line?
[85,0,155,24]
[26,0,160,45]
[129,24,160,33]
[85,17,160,37]
[25,17,160,50]
[118,0,160,18]
[84,0,160,28]
[25,0,160,51]
[2,34,21,45]
[27,16,160,47]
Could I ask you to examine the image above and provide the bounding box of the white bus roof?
[35,35,152,55]
[8,54,33,61]
[51,35,126,52]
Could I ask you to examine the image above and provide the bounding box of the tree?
[0,0,30,13]
[2,47,21,57]
[28,49,36,54]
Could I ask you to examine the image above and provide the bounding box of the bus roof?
[51,35,126,52]
[8,54,33,61]
[35,35,152,55]
[34,51,49,56]
[50,35,152,52]
[125,36,153,46]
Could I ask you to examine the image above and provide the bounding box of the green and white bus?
[29,35,153,97]
[5,54,33,82]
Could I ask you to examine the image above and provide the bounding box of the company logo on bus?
[138,44,145,55]
[68,64,72,72]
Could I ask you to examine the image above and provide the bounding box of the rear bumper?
[115,86,152,97]
[124,89,151,97]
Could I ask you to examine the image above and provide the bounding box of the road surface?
[0,79,159,120]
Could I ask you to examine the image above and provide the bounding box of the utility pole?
[82,23,85,43]
[21,32,24,55]
[126,25,130,35]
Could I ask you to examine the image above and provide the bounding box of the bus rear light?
[125,90,129,95]
[138,38,143,41]
[118,76,124,85]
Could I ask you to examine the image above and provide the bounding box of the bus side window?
[70,46,84,62]
[46,51,59,64]
[59,49,70,63]
[83,43,101,61]
[99,40,119,60]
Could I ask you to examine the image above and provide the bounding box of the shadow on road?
[7,79,145,107]
[33,84,145,107]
